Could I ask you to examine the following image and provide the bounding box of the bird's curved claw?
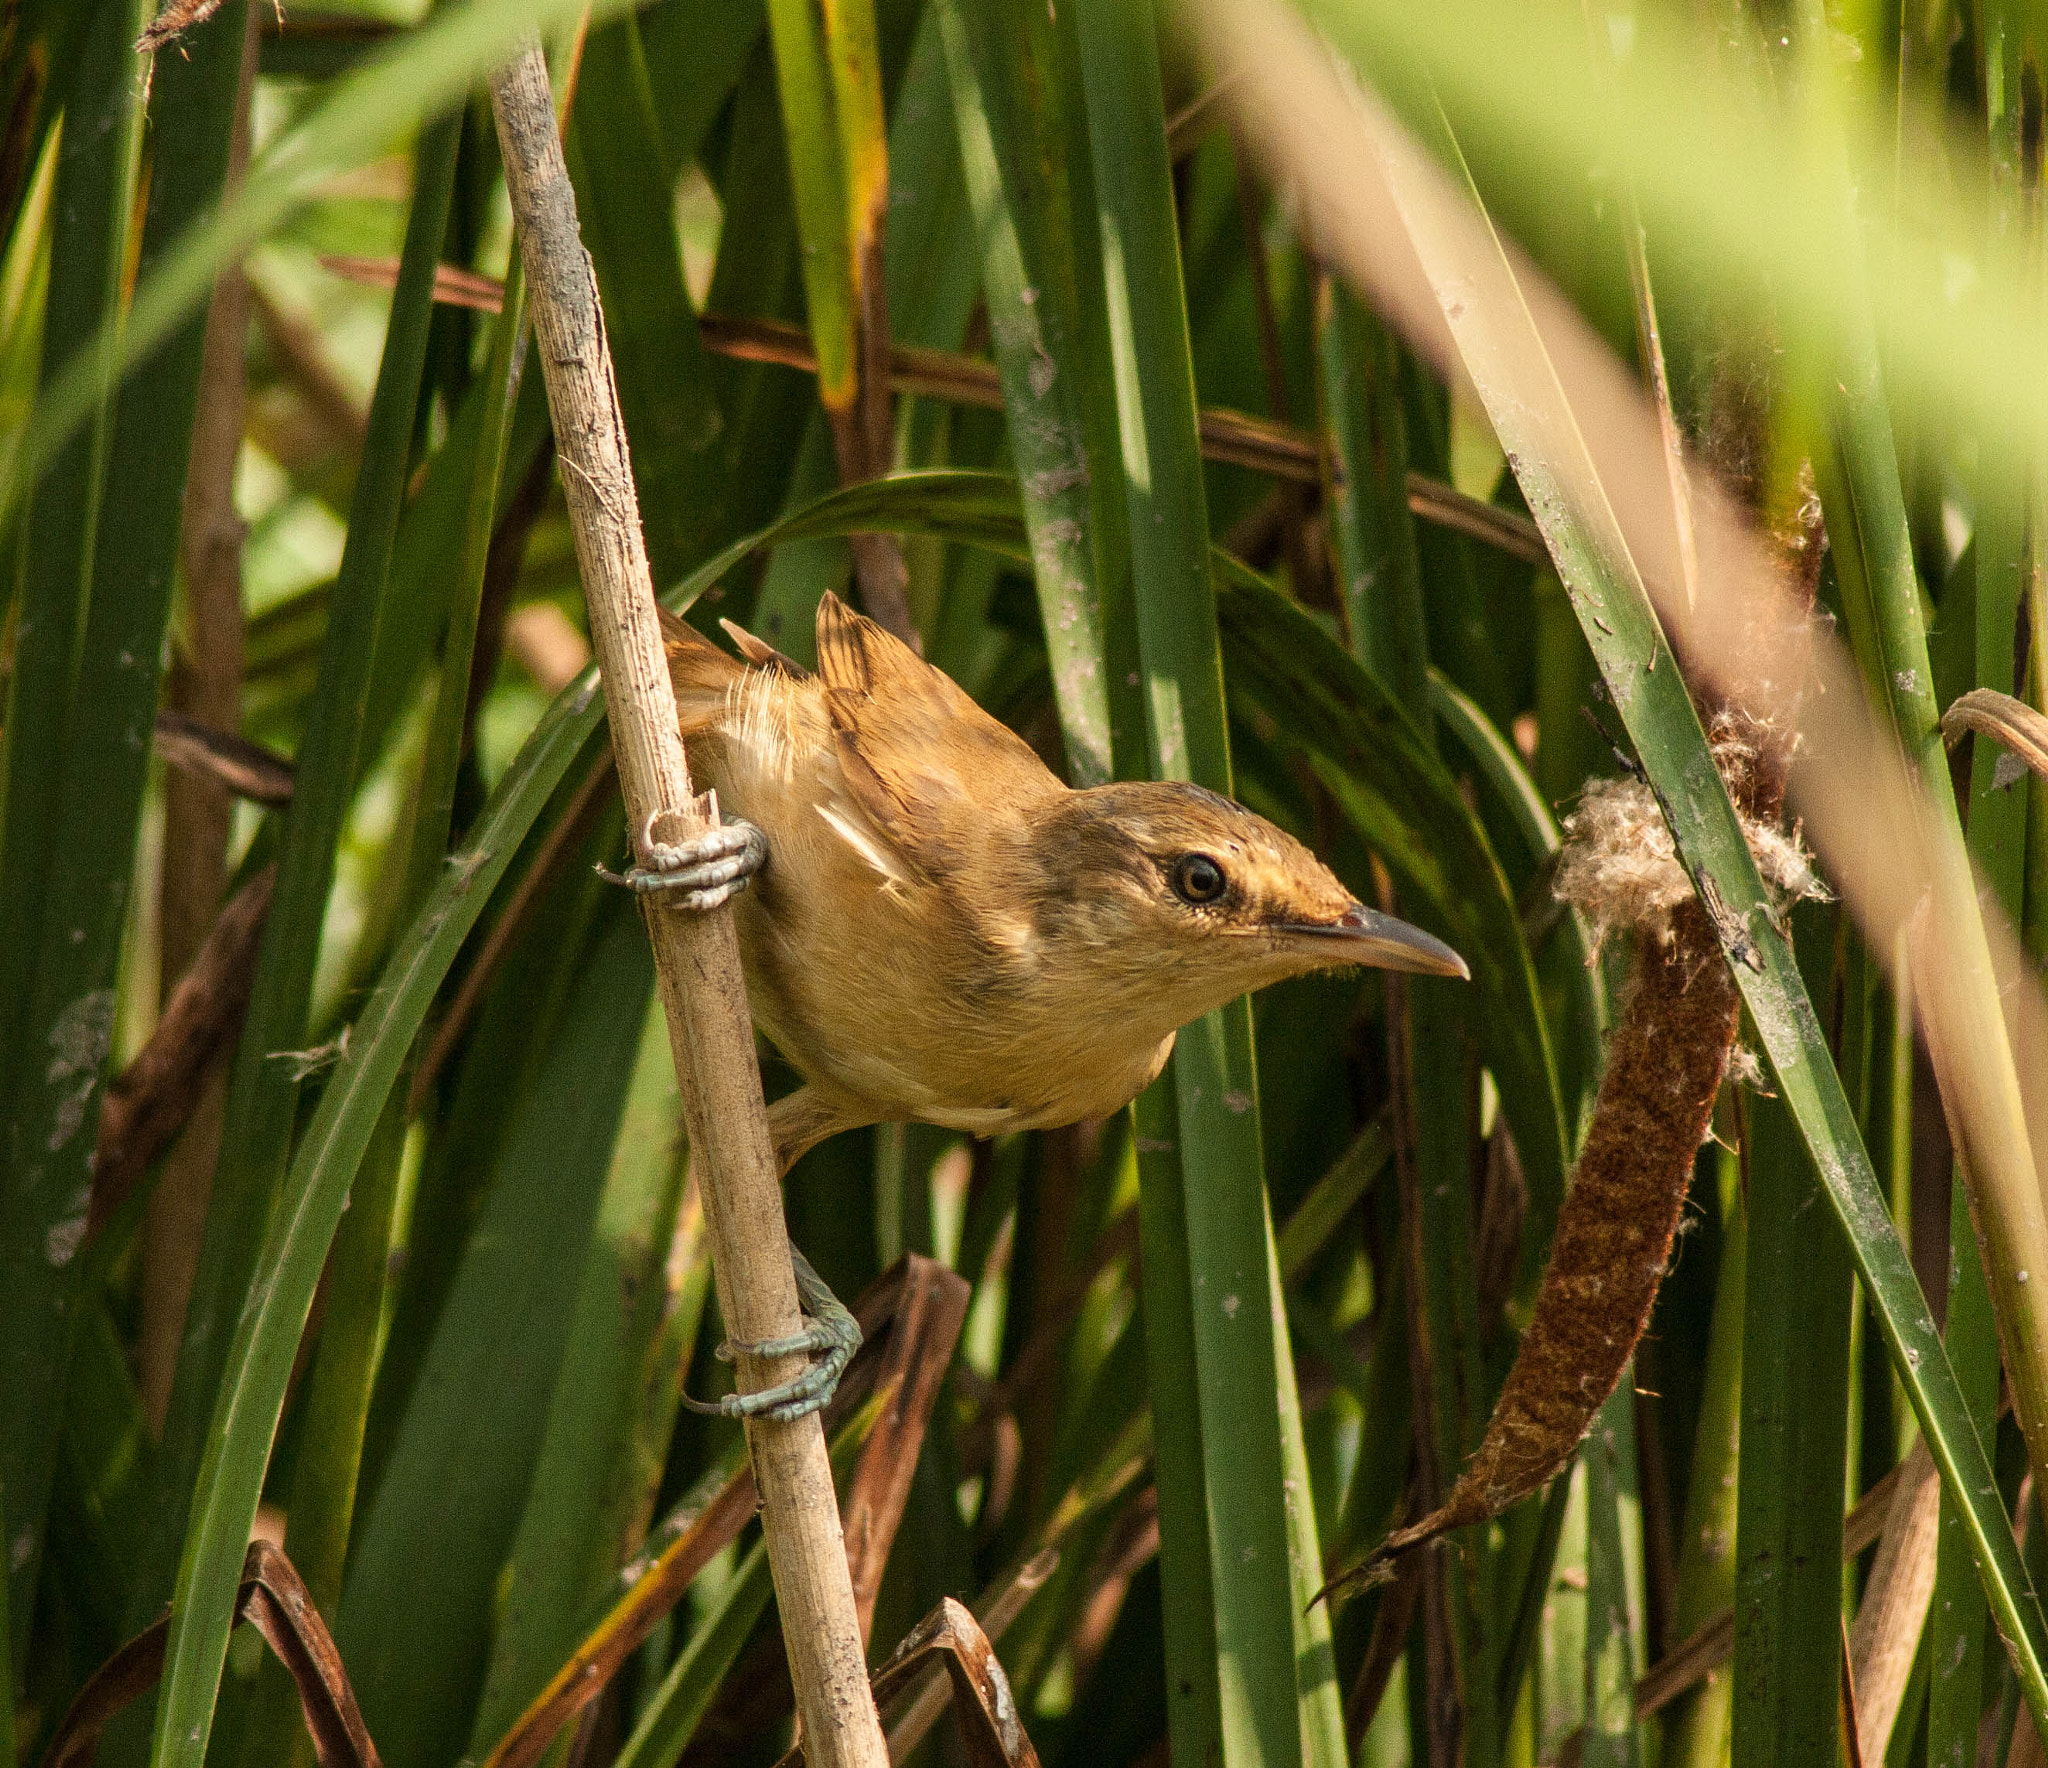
[597,801,766,912]
[681,1246,862,1425]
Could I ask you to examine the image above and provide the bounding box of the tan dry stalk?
[1943,688,2048,786]
[2012,1712,2048,1768]
[143,0,259,1432]
[91,864,275,1239]
[485,41,888,1768]
[1848,1438,1940,1763]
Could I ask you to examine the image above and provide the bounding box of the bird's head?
[1022,781,1467,1032]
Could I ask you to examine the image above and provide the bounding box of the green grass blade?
[274,111,473,1601]
[694,42,820,551]
[1069,2,1311,1761]
[337,903,652,1768]
[879,8,978,361]
[0,0,250,1669]
[141,688,609,1768]
[608,1402,881,1768]
[1277,1120,1391,1279]
[610,1540,774,1768]
[1582,1380,1644,1767]
[0,0,145,1084]
[1318,246,1497,1760]
[465,995,695,1752]
[762,0,859,411]
[634,0,764,180]
[935,0,1132,784]
[1662,1157,1744,1768]
[1320,282,1430,717]
[243,175,528,1768]
[565,14,726,586]
[1734,1077,1854,1767]
[0,0,151,1655]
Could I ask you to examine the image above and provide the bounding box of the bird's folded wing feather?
[812,591,1063,880]
[657,607,746,735]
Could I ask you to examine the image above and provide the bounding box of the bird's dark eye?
[1171,853,1227,905]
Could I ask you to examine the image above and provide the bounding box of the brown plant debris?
[1941,687,2048,789]
[1324,719,1828,1598]
[154,709,294,807]
[1552,735,1824,957]
[1328,896,1738,1589]
[88,864,276,1239]
[44,1539,378,1768]
[137,0,230,55]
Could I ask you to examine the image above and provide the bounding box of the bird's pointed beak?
[1277,903,1471,980]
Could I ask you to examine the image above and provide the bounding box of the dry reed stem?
[485,40,886,1768]
[90,864,274,1240]
[312,255,1558,561]
[1848,1438,1940,1763]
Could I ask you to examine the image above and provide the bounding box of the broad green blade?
[464,993,698,1754]
[936,0,1133,785]
[1581,1380,1643,1768]
[337,902,652,1768]
[1733,934,1856,1768]
[0,0,240,1664]
[1317,261,1496,1761]
[1069,1,1321,1760]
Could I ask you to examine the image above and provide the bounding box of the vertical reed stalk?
[485,39,887,1768]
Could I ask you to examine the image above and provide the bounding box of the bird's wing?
[720,618,808,678]
[658,608,746,735]
[813,591,1063,879]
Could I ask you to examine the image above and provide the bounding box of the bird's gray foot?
[598,800,766,912]
[683,1246,862,1424]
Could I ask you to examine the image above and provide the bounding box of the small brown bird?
[616,592,1466,1417]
